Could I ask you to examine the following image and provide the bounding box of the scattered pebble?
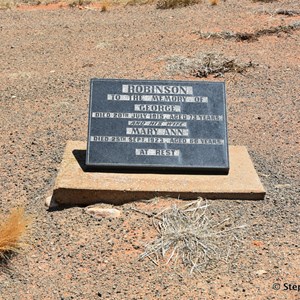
[275,184,291,189]
[45,196,58,208]
[255,270,268,276]
[252,240,264,247]
[85,206,121,219]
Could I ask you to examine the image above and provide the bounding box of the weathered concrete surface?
[52,141,266,205]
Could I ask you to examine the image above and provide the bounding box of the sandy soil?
[0,0,300,299]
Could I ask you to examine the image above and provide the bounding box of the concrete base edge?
[51,141,266,205]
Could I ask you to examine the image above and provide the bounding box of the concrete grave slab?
[52,141,265,205]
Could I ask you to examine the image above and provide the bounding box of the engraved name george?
[134,104,181,112]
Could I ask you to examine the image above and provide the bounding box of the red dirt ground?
[0,0,299,299]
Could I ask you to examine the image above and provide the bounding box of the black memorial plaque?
[86,78,229,174]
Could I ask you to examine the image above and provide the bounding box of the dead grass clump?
[0,207,31,258]
[0,2,10,9]
[197,21,300,42]
[274,9,300,16]
[140,199,246,274]
[256,21,300,36]
[126,0,155,6]
[164,53,255,78]
[199,31,255,41]
[191,53,255,78]
[69,0,91,7]
[156,0,200,9]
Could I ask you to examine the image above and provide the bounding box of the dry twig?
[127,207,160,219]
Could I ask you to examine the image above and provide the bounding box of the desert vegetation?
[163,53,256,78]
[140,199,246,274]
[197,21,300,42]
[0,207,31,260]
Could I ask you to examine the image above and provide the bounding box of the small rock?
[275,184,291,189]
[255,270,267,276]
[95,41,111,49]
[45,196,58,208]
[252,240,264,247]
[85,207,121,219]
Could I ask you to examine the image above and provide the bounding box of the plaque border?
[86,78,229,174]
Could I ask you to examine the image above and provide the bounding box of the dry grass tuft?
[164,52,256,78]
[126,0,155,6]
[140,199,246,274]
[156,0,200,9]
[0,207,31,258]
